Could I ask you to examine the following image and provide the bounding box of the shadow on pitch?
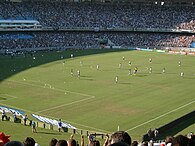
[134,74,148,77]
[183,76,195,79]
[81,75,92,78]
[119,82,132,85]
[0,97,7,100]
[80,76,94,81]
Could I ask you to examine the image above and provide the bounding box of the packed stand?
[0,1,195,30]
[0,32,194,51]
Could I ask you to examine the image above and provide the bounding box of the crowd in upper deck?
[0,1,195,50]
[0,1,195,30]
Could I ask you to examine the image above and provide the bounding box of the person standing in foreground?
[2,110,7,121]
[58,119,63,132]
[31,121,36,133]
[23,115,27,126]
[109,131,131,146]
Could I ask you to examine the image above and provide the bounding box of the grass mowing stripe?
[126,100,195,132]
[2,81,107,132]
[7,80,95,98]
[37,96,95,113]
[0,94,18,99]
[0,101,110,133]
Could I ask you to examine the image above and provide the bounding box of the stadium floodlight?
[155,1,158,5]
[161,1,164,5]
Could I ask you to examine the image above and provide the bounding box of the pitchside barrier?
[3,115,106,138]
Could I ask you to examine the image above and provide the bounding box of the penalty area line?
[0,94,18,100]
[126,100,195,132]
[0,102,110,133]
[7,80,95,98]
[37,96,95,113]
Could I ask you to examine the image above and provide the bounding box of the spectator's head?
[67,139,77,146]
[110,131,131,146]
[49,138,58,146]
[165,136,174,145]
[23,137,35,146]
[188,135,195,146]
[172,135,189,146]
[92,140,100,146]
[4,141,24,146]
[131,141,138,146]
[56,140,67,146]
[187,132,194,139]
[142,141,148,146]
[34,143,40,146]
[110,142,129,146]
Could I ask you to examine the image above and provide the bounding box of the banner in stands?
[155,50,166,53]
[32,114,76,129]
[168,51,195,55]
[0,106,24,116]
[136,47,153,52]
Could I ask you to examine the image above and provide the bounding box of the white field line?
[2,80,110,133]
[0,103,33,114]
[126,100,195,132]
[37,96,95,113]
[8,80,95,98]
[7,79,96,112]
[0,102,110,133]
[0,94,18,99]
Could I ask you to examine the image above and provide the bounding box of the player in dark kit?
[134,67,138,75]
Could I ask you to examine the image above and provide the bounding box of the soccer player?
[115,76,118,83]
[122,56,125,61]
[149,67,152,73]
[96,64,100,70]
[80,61,83,66]
[128,69,131,75]
[134,67,138,75]
[62,61,65,66]
[149,58,152,63]
[71,54,74,58]
[128,61,132,66]
[119,63,122,69]
[180,72,184,77]
[77,70,80,78]
[162,67,165,73]
[178,60,181,66]
[71,69,74,76]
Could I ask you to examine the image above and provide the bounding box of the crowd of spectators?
[0,32,194,51]
[0,131,195,146]
[0,1,195,50]
[0,1,195,30]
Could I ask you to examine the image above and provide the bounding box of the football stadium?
[0,0,195,146]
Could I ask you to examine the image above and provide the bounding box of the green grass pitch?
[0,49,195,145]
